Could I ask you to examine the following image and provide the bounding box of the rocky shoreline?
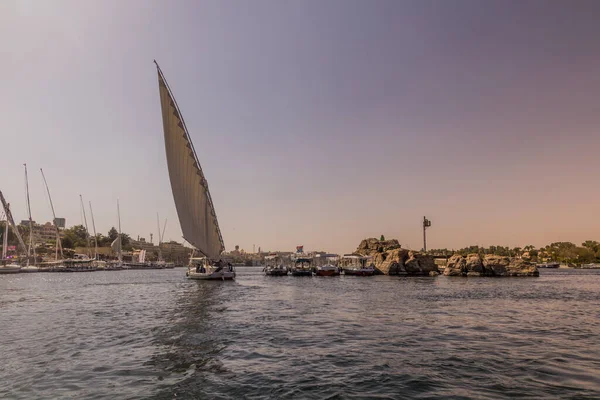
[443,254,539,277]
[353,238,539,277]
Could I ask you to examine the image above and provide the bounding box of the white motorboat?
[155,61,231,281]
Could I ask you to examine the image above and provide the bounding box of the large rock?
[444,254,467,276]
[483,255,510,276]
[355,238,401,256]
[352,238,437,276]
[376,248,409,275]
[403,251,438,275]
[444,254,538,277]
[506,258,539,277]
[465,254,484,273]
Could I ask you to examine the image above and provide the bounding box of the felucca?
[155,61,234,280]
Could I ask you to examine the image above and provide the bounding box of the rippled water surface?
[1,268,599,399]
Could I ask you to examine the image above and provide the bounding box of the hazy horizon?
[2,0,599,254]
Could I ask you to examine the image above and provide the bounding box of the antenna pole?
[423,216,431,252]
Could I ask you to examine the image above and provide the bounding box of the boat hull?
[315,269,339,276]
[343,268,375,276]
[0,265,21,274]
[291,269,312,276]
[187,270,235,280]
[265,269,288,276]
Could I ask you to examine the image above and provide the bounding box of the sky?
[1,0,599,254]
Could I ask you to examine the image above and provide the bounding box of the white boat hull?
[0,265,21,274]
[20,266,39,273]
[187,269,235,280]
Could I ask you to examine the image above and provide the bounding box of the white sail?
[155,62,225,260]
[111,237,121,254]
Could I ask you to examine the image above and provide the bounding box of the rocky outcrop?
[355,238,401,256]
[443,254,539,277]
[353,238,438,276]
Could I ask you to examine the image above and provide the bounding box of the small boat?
[264,254,288,276]
[314,254,341,276]
[537,262,560,268]
[0,263,21,274]
[291,257,313,276]
[186,257,235,280]
[341,255,375,276]
[315,264,340,276]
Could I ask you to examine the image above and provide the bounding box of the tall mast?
[89,201,98,260]
[161,218,167,243]
[2,206,8,260]
[40,168,64,260]
[117,199,122,262]
[156,213,163,262]
[24,164,36,265]
[79,195,92,258]
[0,191,27,254]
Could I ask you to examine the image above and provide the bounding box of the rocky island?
[443,254,539,277]
[353,238,439,276]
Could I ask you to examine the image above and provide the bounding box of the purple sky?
[1,0,599,253]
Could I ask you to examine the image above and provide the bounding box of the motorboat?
[291,257,313,276]
[341,255,375,276]
[264,254,288,276]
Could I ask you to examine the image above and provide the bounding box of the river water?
[1,268,599,399]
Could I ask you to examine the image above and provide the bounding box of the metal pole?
[423,216,427,252]
[24,164,36,265]
[89,201,98,260]
[117,199,122,262]
[80,195,92,258]
[41,169,64,260]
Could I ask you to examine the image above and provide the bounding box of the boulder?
[403,251,439,276]
[483,255,510,276]
[376,248,410,275]
[356,238,401,256]
[443,254,467,276]
[506,258,539,277]
[465,254,484,273]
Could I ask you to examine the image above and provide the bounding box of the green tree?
[380,235,385,241]
[108,227,119,242]
[582,241,600,254]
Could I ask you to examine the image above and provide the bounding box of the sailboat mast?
[2,206,8,260]
[0,191,28,254]
[40,168,64,260]
[89,201,98,260]
[156,213,163,262]
[161,219,167,243]
[79,195,92,258]
[117,199,122,262]
[24,164,36,265]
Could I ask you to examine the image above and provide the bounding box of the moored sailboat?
[155,61,234,281]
